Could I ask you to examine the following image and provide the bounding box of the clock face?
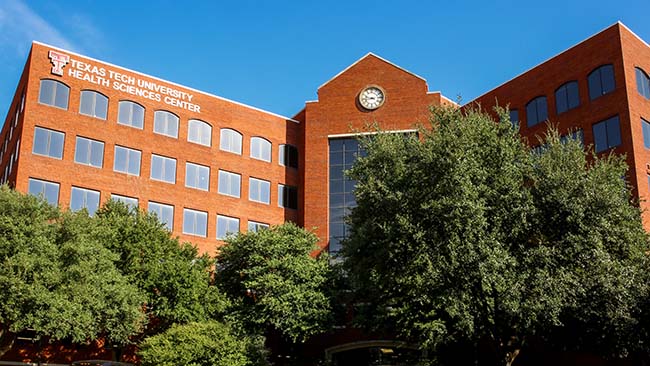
[359,86,385,110]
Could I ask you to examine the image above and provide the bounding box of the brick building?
[1,20,650,365]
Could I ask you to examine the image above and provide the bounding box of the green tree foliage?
[0,187,145,357]
[343,107,650,365]
[138,321,267,366]
[93,201,228,335]
[215,223,331,343]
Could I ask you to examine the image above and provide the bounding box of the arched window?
[525,96,548,127]
[79,90,108,119]
[636,67,650,99]
[250,137,271,162]
[220,128,242,155]
[117,101,145,129]
[153,110,179,138]
[279,144,299,168]
[555,81,580,114]
[38,79,69,109]
[188,119,212,147]
[588,64,615,100]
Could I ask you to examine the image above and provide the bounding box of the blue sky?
[1,0,649,120]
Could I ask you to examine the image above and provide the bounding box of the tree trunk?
[0,325,16,358]
[505,348,520,366]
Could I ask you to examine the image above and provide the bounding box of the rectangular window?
[217,215,239,240]
[148,201,174,230]
[28,178,59,205]
[183,208,207,237]
[279,144,299,168]
[32,127,64,159]
[218,170,241,198]
[593,116,622,153]
[185,162,210,191]
[111,194,139,209]
[278,184,298,210]
[70,187,100,215]
[150,154,177,184]
[248,221,269,233]
[74,136,104,168]
[642,118,650,149]
[249,177,270,204]
[113,146,141,176]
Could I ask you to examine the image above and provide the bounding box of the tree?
[138,321,266,366]
[343,106,650,365]
[93,201,228,336]
[0,187,146,358]
[215,223,332,343]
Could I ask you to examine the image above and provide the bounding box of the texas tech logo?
[48,50,70,76]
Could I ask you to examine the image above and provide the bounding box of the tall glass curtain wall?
[329,138,364,254]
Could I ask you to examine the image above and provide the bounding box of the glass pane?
[118,102,130,124]
[588,70,601,100]
[567,82,580,109]
[196,212,207,237]
[643,119,650,149]
[80,91,94,116]
[555,86,568,114]
[49,132,64,159]
[75,137,90,163]
[606,116,621,149]
[151,156,162,180]
[199,166,209,190]
[86,190,100,215]
[128,150,141,175]
[95,94,108,119]
[593,121,607,153]
[32,128,49,156]
[114,147,127,172]
[90,141,104,167]
[54,83,69,109]
[164,159,176,183]
[132,104,144,128]
[39,80,54,105]
[601,65,615,95]
[44,182,59,205]
[537,97,548,122]
[183,210,194,234]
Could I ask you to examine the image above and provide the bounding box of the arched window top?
[636,67,650,99]
[38,79,70,110]
[153,110,179,138]
[554,80,580,114]
[279,144,299,169]
[117,100,145,129]
[525,96,548,128]
[79,90,108,120]
[220,128,242,155]
[588,64,615,100]
[188,119,212,147]
[250,137,271,162]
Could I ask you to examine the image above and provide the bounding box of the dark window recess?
[588,64,615,100]
[279,185,298,210]
[509,109,519,128]
[280,144,299,168]
[526,96,548,127]
[636,67,650,99]
[555,81,580,114]
[592,115,621,153]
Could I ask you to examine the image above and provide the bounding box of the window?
[278,184,298,210]
[217,215,239,240]
[525,96,548,127]
[636,67,650,99]
[38,79,69,109]
[250,137,271,162]
[153,110,179,138]
[14,139,19,162]
[79,90,108,119]
[249,177,270,204]
[588,64,615,100]
[188,119,212,147]
[74,136,104,168]
[218,170,241,197]
[150,154,176,183]
[113,146,141,176]
[508,109,519,129]
[220,128,242,154]
[555,81,580,114]
[148,201,174,230]
[643,118,650,149]
[183,208,207,237]
[28,178,59,205]
[32,127,64,159]
[248,221,269,233]
[111,194,139,209]
[70,187,100,215]
[185,162,210,191]
[593,116,621,153]
[279,144,299,168]
[560,129,584,145]
[117,101,145,129]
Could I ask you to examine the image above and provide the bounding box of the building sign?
[48,50,70,76]
[50,50,201,113]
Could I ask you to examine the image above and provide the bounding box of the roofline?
[32,41,300,124]
[618,21,650,48]
[465,21,632,106]
[318,52,428,90]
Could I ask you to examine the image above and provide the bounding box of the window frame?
[111,194,139,210]
[249,177,270,204]
[592,115,622,153]
[554,81,580,114]
[79,90,109,120]
[188,119,212,147]
[217,214,240,240]
[117,100,145,129]
[70,186,101,215]
[153,110,179,139]
[218,170,241,198]
[220,128,243,155]
[74,136,104,168]
[250,137,272,162]
[278,184,298,210]
[148,201,174,231]
[183,208,208,237]
[525,96,548,128]
[248,220,269,233]
[636,67,650,99]
[150,154,177,184]
[38,79,70,110]
[28,178,60,206]
[32,126,65,159]
[588,64,616,100]
[113,145,141,176]
[185,162,210,191]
